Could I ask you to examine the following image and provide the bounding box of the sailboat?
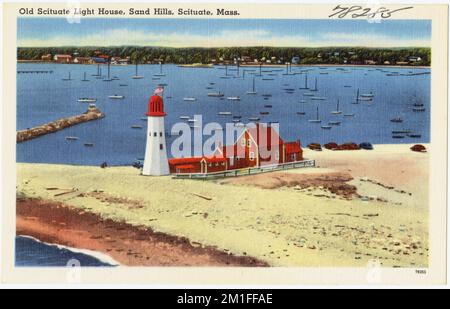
[220,64,232,79]
[308,107,321,123]
[92,64,101,77]
[310,77,318,91]
[331,99,342,114]
[103,62,112,81]
[62,72,72,81]
[132,63,144,79]
[299,73,308,89]
[95,67,103,79]
[81,72,89,82]
[352,89,360,104]
[246,77,257,94]
[153,62,166,77]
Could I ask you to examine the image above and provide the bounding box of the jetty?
[17,107,105,143]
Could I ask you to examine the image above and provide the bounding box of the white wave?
[18,235,120,266]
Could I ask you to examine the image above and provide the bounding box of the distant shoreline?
[17,60,430,69]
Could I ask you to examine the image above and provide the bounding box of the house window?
[154,132,157,137]
[159,144,163,150]
[291,154,296,160]
[215,163,219,167]
[247,140,251,147]
[160,132,163,137]
[241,138,246,146]
[249,152,255,161]
[208,163,212,167]
[149,132,152,136]
[275,151,279,161]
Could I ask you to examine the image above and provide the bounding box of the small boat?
[152,77,160,80]
[321,125,332,129]
[390,117,403,123]
[413,107,425,112]
[232,115,242,119]
[331,99,342,115]
[303,93,314,96]
[65,136,78,140]
[329,121,341,126]
[218,112,232,115]
[344,85,352,88]
[360,92,374,98]
[119,84,128,87]
[283,88,295,91]
[319,72,329,75]
[77,98,97,103]
[84,143,94,147]
[392,130,411,134]
[209,82,215,85]
[206,87,214,90]
[392,135,405,139]
[344,113,355,117]
[358,97,373,102]
[408,134,422,138]
[248,117,260,121]
[261,94,272,97]
[227,96,240,101]
[207,92,224,97]
[81,72,89,82]
[414,103,424,107]
[183,97,196,101]
[260,111,269,115]
[309,107,321,123]
[131,125,143,129]
[112,76,120,80]
[296,111,306,115]
[109,95,124,99]
[140,117,147,121]
[311,97,326,101]
[179,116,190,120]
[262,78,274,81]
[264,105,272,108]
[232,119,241,123]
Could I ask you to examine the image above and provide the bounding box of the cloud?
[18,28,429,48]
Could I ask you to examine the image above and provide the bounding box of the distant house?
[396,61,409,65]
[364,60,377,65]
[41,54,52,61]
[73,57,91,64]
[91,57,108,63]
[291,56,300,64]
[409,56,422,63]
[384,61,391,65]
[53,54,72,63]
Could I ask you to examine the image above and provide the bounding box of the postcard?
[1,1,448,286]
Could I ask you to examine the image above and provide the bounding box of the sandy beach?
[16,144,429,267]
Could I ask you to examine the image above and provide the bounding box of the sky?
[17,18,431,48]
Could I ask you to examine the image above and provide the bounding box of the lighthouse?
[142,87,170,176]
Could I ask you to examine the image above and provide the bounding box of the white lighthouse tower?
[142,87,170,176]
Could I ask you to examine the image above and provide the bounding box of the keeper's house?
[168,124,303,174]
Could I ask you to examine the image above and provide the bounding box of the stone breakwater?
[17,107,105,143]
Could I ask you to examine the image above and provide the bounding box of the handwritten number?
[329,5,413,19]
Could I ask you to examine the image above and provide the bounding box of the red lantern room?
[146,94,166,117]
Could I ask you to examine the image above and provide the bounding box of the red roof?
[176,165,195,169]
[146,95,166,117]
[246,123,283,147]
[285,141,301,154]
[169,157,202,165]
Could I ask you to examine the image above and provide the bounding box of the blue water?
[17,63,430,166]
[15,236,115,266]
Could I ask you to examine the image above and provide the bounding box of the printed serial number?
[221,293,272,304]
[329,5,413,19]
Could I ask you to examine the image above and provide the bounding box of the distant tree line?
[17,46,431,66]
